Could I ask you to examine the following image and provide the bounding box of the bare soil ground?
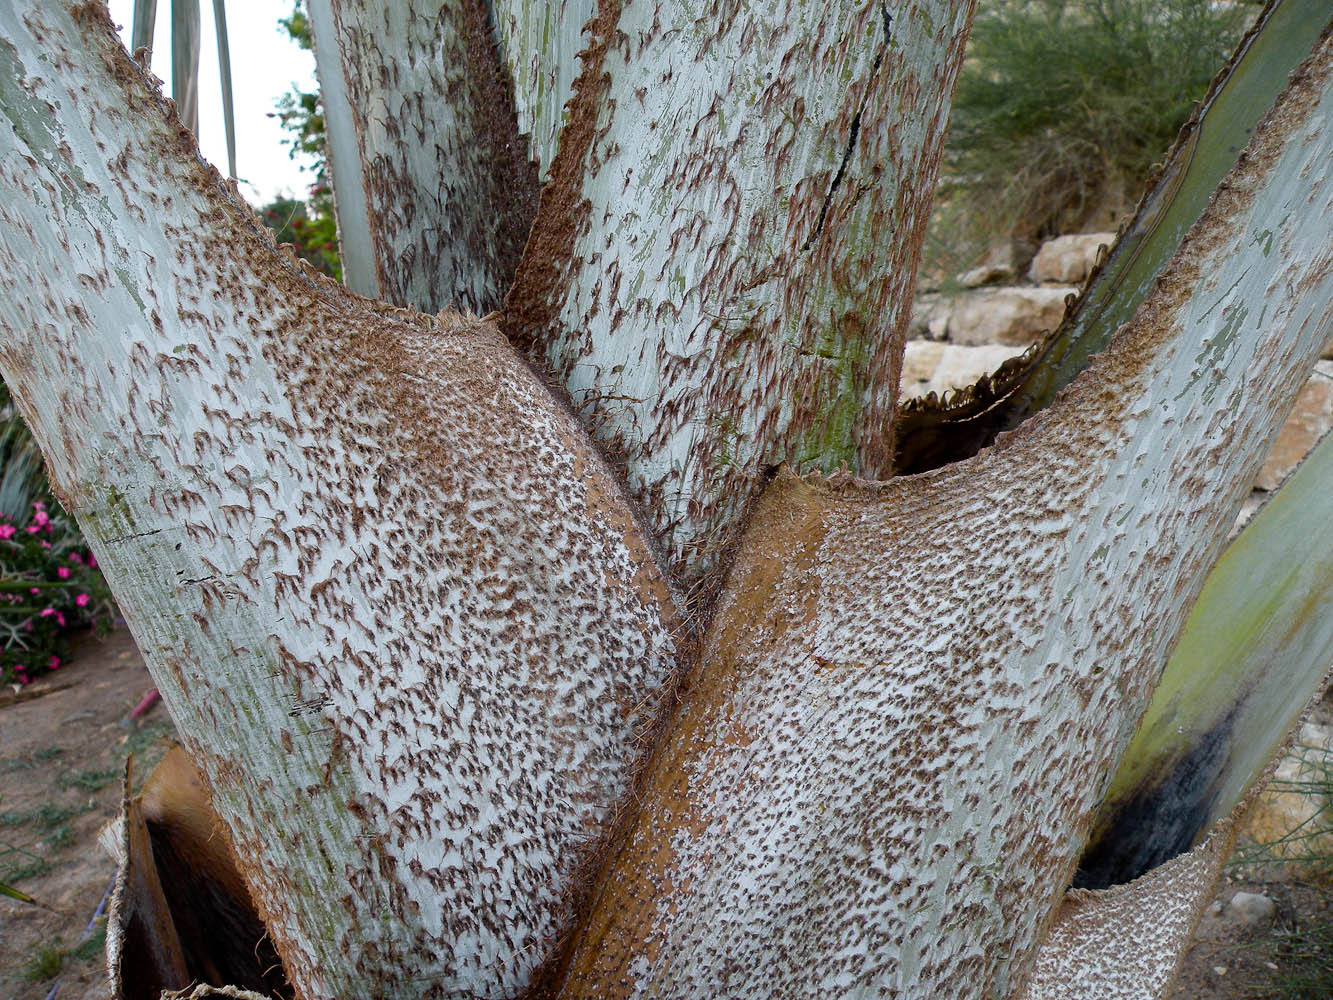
[1170,875,1333,999]
[0,630,1328,999]
[0,627,174,1000]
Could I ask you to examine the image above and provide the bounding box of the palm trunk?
[0,1,1330,998]
[503,0,976,587]
[0,6,677,995]
[306,0,539,313]
[557,32,1333,998]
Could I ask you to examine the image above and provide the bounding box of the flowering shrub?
[258,193,341,280]
[0,501,114,686]
[264,3,342,281]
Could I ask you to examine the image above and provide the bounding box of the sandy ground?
[1,629,1329,999]
[1169,874,1333,999]
[0,628,173,1000]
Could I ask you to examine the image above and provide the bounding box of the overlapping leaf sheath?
[1083,429,1333,888]
[505,0,976,586]
[488,0,597,182]
[308,0,538,313]
[107,764,190,999]
[1017,821,1238,1000]
[106,749,287,998]
[0,5,677,996]
[558,34,1333,997]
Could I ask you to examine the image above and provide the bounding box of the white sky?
[104,1,320,205]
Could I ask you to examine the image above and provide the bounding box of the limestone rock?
[1254,366,1333,491]
[930,343,1028,394]
[900,342,1027,401]
[957,239,1036,288]
[1240,721,1333,877]
[908,294,951,341]
[1028,232,1116,284]
[901,340,947,386]
[1224,891,1275,928]
[947,286,1074,347]
[957,263,1013,288]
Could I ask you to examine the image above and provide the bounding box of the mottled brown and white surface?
[1018,825,1235,1000]
[308,0,538,314]
[0,4,676,996]
[489,0,597,182]
[505,0,976,585]
[558,33,1333,998]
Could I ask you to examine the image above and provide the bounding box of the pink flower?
[57,567,70,579]
[32,509,49,527]
[86,554,97,568]
[29,587,39,594]
[38,607,67,626]
[17,674,30,685]
[26,524,40,533]
[0,524,14,540]
[68,552,82,564]
[75,594,89,607]
[48,656,60,670]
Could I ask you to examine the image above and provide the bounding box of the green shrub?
[23,942,65,981]
[259,194,341,279]
[262,2,342,281]
[1231,737,1333,876]
[936,0,1251,262]
[1231,738,1333,998]
[0,381,51,523]
[1251,911,1333,999]
[0,500,114,686]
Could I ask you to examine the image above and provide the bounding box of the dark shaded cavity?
[1075,707,1238,889]
[145,818,293,997]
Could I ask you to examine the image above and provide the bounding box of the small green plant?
[1,853,50,883]
[0,802,89,831]
[57,767,117,793]
[0,747,63,774]
[1249,915,1333,1000]
[1234,737,1333,998]
[17,927,110,984]
[1231,738,1333,874]
[929,0,1251,272]
[24,942,66,981]
[0,499,115,686]
[71,924,106,963]
[42,823,76,848]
